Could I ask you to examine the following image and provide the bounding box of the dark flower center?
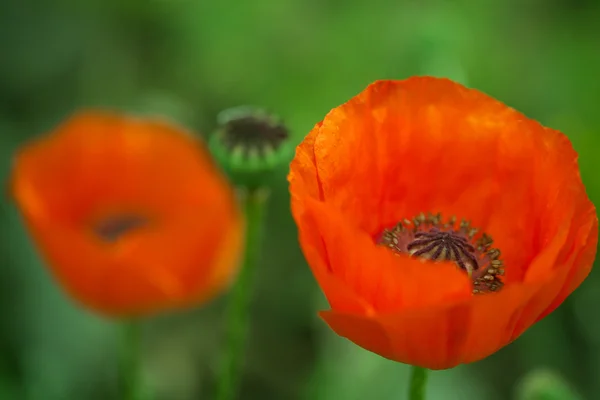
[93,214,148,242]
[378,212,504,294]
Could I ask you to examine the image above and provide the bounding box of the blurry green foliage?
[516,370,583,400]
[1,0,600,399]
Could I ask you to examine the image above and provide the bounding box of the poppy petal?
[295,205,373,315]
[289,121,324,205]
[310,79,520,235]
[320,300,472,370]
[321,281,542,369]
[536,207,598,321]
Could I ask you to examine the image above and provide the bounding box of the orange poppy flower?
[288,77,598,369]
[11,111,243,317]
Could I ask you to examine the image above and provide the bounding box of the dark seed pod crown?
[209,106,292,190]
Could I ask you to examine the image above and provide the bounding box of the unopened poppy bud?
[209,106,291,191]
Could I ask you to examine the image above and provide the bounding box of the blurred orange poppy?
[11,112,243,317]
[288,77,598,369]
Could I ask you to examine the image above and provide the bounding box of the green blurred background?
[1,0,599,399]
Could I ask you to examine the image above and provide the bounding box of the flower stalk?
[409,366,429,400]
[119,321,143,400]
[216,188,269,400]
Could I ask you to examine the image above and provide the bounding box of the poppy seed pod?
[209,106,292,190]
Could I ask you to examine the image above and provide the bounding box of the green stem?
[119,321,142,400]
[216,188,269,400]
[408,366,428,400]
